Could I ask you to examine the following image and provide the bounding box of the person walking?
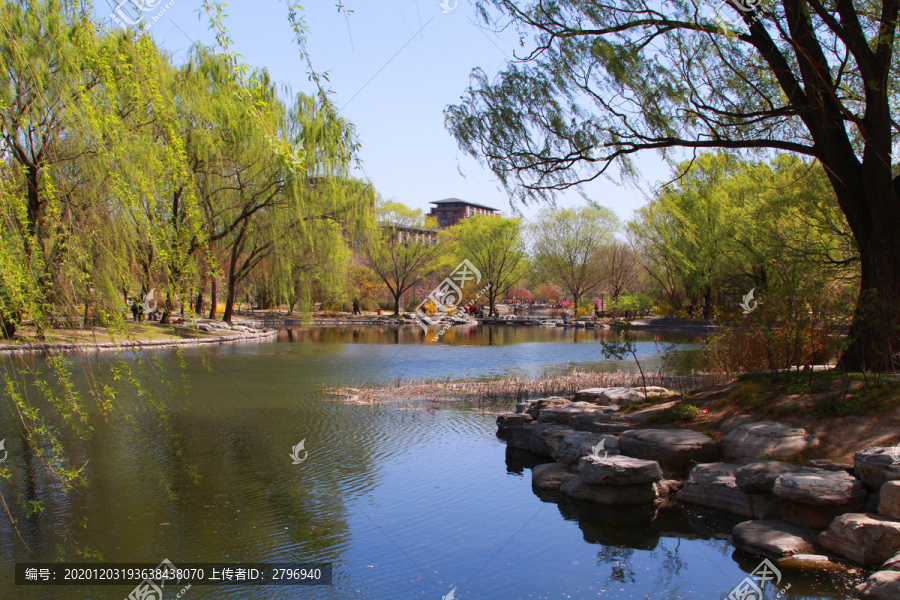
[352,299,361,315]
[130,299,139,321]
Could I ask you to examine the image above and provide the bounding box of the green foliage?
[530,206,618,307]
[646,402,701,423]
[607,294,654,318]
[440,214,528,312]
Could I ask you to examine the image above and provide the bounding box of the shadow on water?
[506,448,871,599]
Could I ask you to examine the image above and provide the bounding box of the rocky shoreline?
[496,388,900,598]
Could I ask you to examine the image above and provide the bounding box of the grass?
[2,321,218,346]
[644,402,701,424]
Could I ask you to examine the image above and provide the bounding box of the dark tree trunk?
[195,289,204,317]
[208,278,217,320]
[223,266,238,324]
[837,234,900,371]
[393,293,400,316]
[1,314,16,339]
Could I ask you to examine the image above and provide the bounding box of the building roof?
[429,198,499,212]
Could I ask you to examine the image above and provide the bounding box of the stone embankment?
[0,321,276,355]
[496,389,900,598]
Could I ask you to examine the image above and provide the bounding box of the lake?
[0,326,861,598]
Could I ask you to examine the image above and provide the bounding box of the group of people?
[462,304,498,318]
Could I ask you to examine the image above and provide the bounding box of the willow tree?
[530,205,618,309]
[441,214,528,314]
[447,0,900,371]
[364,201,440,316]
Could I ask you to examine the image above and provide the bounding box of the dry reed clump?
[326,370,732,404]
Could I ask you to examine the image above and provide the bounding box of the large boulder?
[818,513,900,566]
[573,387,645,405]
[719,414,756,435]
[559,475,658,505]
[570,413,632,434]
[556,432,619,466]
[530,424,573,458]
[772,468,867,508]
[538,405,597,425]
[879,481,900,520]
[731,520,817,558]
[721,421,818,463]
[735,461,801,495]
[531,462,577,492]
[676,463,767,518]
[619,429,716,475]
[578,455,663,486]
[855,447,900,490]
[857,571,900,600]
[496,412,533,432]
[505,424,536,451]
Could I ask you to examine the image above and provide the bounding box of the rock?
[619,429,716,475]
[531,462,576,491]
[855,447,900,490]
[721,422,818,463]
[676,463,767,518]
[517,397,571,417]
[882,551,900,571]
[573,387,645,405]
[719,414,756,435]
[559,475,658,505]
[857,571,900,599]
[570,413,632,434]
[506,424,536,451]
[578,455,663,486]
[732,520,817,558]
[655,479,684,502]
[555,432,619,466]
[530,425,573,458]
[878,481,900,520]
[762,498,854,530]
[773,468,867,508]
[777,554,849,572]
[869,492,882,513]
[818,513,900,566]
[735,461,801,495]
[537,405,595,425]
[496,412,533,431]
[805,459,853,473]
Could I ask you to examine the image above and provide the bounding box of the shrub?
[360,298,379,312]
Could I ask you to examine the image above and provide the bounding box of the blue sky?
[101,0,674,225]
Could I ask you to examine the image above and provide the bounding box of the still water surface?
[0,326,859,598]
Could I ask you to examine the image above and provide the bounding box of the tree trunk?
[223,268,238,324]
[837,235,900,372]
[393,293,401,316]
[208,278,217,320]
